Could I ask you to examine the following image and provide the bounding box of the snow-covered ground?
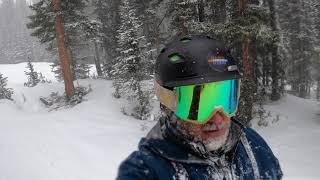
[252,95,320,180]
[0,62,156,180]
[0,62,319,180]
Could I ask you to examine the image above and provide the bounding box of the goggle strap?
[154,81,177,111]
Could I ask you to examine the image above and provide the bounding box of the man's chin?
[203,128,230,151]
[200,118,230,141]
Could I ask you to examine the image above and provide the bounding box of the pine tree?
[62,0,92,80]
[50,56,90,81]
[27,0,55,47]
[112,0,153,120]
[93,42,103,77]
[27,0,88,48]
[78,15,103,78]
[311,48,320,101]
[52,0,75,98]
[134,0,159,70]
[207,0,278,124]
[27,0,77,97]
[278,0,314,98]
[50,59,63,81]
[172,0,198,36]
[73,63,90,79]
[27,0,93,93]
[208,0,227,23]
[308,0,320,100]
[0,73,13,100]
[24,59,40,87]
[268,0,282,101]
[94,0,121,79]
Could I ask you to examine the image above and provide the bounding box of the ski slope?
[0,62,319,180]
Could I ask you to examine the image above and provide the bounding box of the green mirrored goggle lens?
[174,79,240,122]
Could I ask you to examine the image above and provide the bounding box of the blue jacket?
[117,117,282,180]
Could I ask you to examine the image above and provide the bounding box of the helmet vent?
[168,53,184,63]
[180,37,192,43]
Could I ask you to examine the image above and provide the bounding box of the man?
[117,35,283,180]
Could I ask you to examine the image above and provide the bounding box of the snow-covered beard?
[203,127,230,151]
[175,119,231,152]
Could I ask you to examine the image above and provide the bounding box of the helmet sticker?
[208,56,228,65]
[208,55,229,72]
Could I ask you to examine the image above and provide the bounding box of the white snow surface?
[251,95,320,180]
[0,63,156,180]
[0,62,319,180]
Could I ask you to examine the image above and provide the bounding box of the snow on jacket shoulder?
[116,119,283,180]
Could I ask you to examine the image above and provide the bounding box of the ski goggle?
[155,79,240,124]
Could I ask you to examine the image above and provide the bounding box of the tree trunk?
[242,38,252,77]
[308,82,311,97]
[52,0,75,99]
[176,0,189,36]
[268,0,281,101]
[211,0,227,23]
[241,38,254,123]
[197,0,205,22]
[252,51,259,94]
[94,42,103,77]
[262,56,267,86]
[238,0,248,13]
[317,78,320,101]
[236,0,254,125]
[68,47,76,80]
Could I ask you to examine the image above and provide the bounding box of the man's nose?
[212,113,223,125]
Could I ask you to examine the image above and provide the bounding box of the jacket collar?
[139,116,244,165]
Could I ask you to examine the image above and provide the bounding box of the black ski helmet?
[155,35,241,89]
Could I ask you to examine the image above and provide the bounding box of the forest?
[0,0,319,122]
[0,0,320,179]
